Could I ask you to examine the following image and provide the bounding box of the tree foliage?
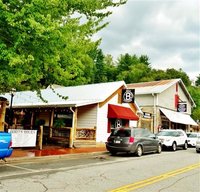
[188,86,200,122]
[195,74,200,86]
[93,49,107,83]
[115,53,151,83]
[103,54,117,82]
[148,68,191,87]
[0,0,126,92]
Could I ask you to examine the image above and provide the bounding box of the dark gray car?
[106,127,162,157]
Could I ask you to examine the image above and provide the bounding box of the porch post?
[30,111,34,129]
[69,107,77,148]
[49,109,54,137]
[0,100,7,132]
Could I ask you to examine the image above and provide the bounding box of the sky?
[96,0,200,82]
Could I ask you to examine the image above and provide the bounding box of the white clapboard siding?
[77,104,97,128]
[96,94,119,142]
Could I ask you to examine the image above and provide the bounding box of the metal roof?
[127,79,180,94]
[0,81,126,108]
[127,79,196,107]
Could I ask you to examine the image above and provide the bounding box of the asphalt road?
[0,148,200,192]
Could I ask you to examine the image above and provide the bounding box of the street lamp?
[9,88,16,128]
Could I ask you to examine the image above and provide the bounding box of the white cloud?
[97,0,200,80]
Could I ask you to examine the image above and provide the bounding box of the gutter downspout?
[152,93,157,133]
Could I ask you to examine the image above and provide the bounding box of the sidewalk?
[8,144,107,160]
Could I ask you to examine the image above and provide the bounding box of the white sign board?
[8,129,37,147]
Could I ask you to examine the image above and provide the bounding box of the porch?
[43,126,97,148]
[6,107,97,148]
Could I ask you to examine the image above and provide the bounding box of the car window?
[157,131,178,137]
[178,131,184,136]
[133,129,143,137]
[188,133,197,138]
[111,129,131,137]
[133,128,150,137]
[145,129,154,137]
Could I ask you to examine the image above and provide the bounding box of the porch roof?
[1,81,127,108]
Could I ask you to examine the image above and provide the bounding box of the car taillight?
[129,137,134,143]
[9,140,12,148]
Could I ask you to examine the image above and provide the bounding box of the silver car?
[187,132,200,147]
[156,129,188,151]
[106,127,162,157]
[196,136,200,153]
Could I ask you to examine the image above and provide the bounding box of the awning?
[107,104,139,120]
[160,108,198,126]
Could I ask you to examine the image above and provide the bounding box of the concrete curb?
[4,151,108,163]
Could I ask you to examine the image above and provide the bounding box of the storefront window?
[53,111,72,128]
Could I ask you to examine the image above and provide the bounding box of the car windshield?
[157,131,178,137]
[111,129,131,137]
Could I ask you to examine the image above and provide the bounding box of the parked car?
[0,132,13,161]
[187,132,200,147]
[106,127,162,157]
[196,136,200,153]
[156,129,188,151]
[186,132,192,137]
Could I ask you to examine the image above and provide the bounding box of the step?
[73,140,96,148]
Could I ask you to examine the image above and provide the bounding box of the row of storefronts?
[127,79,198,133]
[0,79,198,148]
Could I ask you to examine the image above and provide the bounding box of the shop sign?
[8,129,37,147]
[143,112,152,119]
[122,89,135,103]
[177,102,187,112]
[115,119,122,128]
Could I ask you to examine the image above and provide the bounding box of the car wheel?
[172,142,177,151]
[110,151,117,156]
[136,145,143,157]
[183,142,188,150]
[157,144,162,153]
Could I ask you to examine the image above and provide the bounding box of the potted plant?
[53,118,65,128]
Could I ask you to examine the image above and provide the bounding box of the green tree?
[117,53,134,72]
[188,86,200,122]
[148,69,168,81]
[165,68,191,86]
[0,0,126,93]
[195,74,200,86]
[139,55,151,66]
[104,54,117,82]
[148,68,191,86]
[116,63,151,83]
[93,49,107,83]
[116,53,151,83]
